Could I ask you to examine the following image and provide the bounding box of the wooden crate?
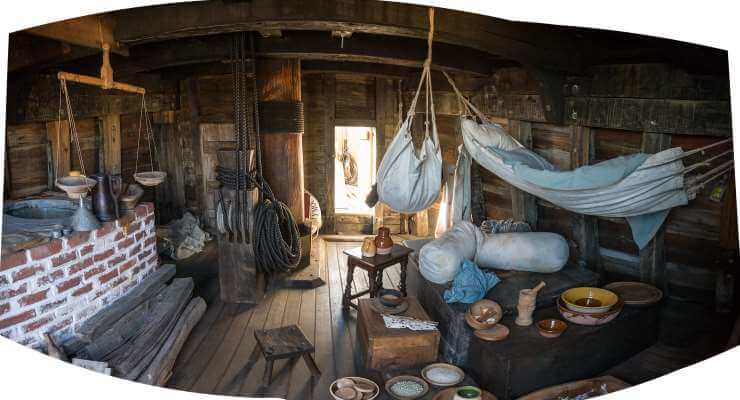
[357,297,440,370]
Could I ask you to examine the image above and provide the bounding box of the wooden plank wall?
[5,122,50,198]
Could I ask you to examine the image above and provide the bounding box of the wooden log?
[257,58,305,222]
[104,278,193,378]
[76,264,176,342]
[137,297,207,386]
[78,284,167,360]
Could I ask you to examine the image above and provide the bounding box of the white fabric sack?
[461,118,521,151]
[475,232,569,273]
[420,220,481,284]
[376,67,442,213]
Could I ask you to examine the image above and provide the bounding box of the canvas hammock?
[442,72,734,249]
[376,9,443,213]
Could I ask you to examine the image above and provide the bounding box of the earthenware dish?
[432,387,498,400]
[561,287,618,314]
[557,297,623,326]
[378,288,404,307]
[330,377,379,400]
[603,281,663,306]
[536,319,567,338]
[465,299,502,330]
[473,324,510,342]
[385,375,429,400]
[421,363,465,387]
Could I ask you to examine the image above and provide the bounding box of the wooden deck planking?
[168,238,403,399]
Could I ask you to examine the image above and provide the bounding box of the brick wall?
[0,203,159,349]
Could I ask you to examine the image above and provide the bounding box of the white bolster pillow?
[475,232,569,273]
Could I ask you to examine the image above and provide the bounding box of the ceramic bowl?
[421,363,465,387]
[134,171,167,187]
[330,377,379,400]
[536,318,567,338]
[561,287,618,314]
[557,297,623,326]
[385,375,429,400]
[465,299,502,330]
[378,288,404,307]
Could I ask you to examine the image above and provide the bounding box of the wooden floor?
[167,237,403,399]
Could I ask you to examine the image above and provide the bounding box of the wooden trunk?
[257,58,305,222]
[357,297,439,371]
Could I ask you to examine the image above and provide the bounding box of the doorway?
[334,126,376,216]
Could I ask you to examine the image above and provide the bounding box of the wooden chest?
[357,297,440,371]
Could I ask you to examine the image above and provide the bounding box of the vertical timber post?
[257,58,305,223]
[508,119,538,229]
[639,130,671,292]
[571,125,603,278]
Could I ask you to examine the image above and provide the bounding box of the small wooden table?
[251,325,321,387]
[342,244,412,311]
[357,297,440,370]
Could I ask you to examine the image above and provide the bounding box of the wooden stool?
[342,244,413,311]
[252,325,321,387]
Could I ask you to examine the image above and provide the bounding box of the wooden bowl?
[330,377,379,400]
[465,299,502,330]
[536,319,567,338]
[561,287,618,314]
[385,375,429,400]
[378,288,404,307]
[557,297,623,326]
[134,171,167,187]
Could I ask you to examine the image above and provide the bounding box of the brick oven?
[0,203,158,349]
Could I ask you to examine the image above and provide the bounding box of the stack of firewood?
[48,265,206,386]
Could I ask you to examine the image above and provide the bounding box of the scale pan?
[56,176,97,199]
[134,171,167,187]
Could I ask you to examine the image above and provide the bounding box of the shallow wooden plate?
[473,324,510,341]
[603,281,663,306]
[432,387,498,400]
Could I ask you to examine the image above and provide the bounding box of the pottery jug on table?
[92,173,120,222]
[374,227,393,255]
[361,237,377,257]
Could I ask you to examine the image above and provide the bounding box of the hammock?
[443,72,733,249]
[376,9,442,213]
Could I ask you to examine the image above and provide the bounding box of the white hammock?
[376,9,442,213]
[444,72,733,249]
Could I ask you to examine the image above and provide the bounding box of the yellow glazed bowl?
[561,287,618,314]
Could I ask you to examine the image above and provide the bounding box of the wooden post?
[571,125,603,277]
[639,131,671,291]
[185,78,205,212]
[45,120,71,179]
[508,120,538,229]
[257,58,305,222]
[101,114,122,175]
[324,74,337,233]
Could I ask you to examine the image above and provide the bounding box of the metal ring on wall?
[258,101,304,134]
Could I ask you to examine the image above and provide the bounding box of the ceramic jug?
[361,237,377,257]
[374,227,393,255]
[92,173,120,222]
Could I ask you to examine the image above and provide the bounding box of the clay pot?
[515,281,546,327]
[361,237,377,257]
[374,227,393,255]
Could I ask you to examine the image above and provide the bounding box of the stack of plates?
[558,287,622,326]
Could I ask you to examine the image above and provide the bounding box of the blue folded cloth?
[443,259,501,304]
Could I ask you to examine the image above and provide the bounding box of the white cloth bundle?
[376,67,442,213]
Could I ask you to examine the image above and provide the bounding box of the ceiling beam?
[88,31,498,78]
[110,0,581,72]
[26,14,128,56]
